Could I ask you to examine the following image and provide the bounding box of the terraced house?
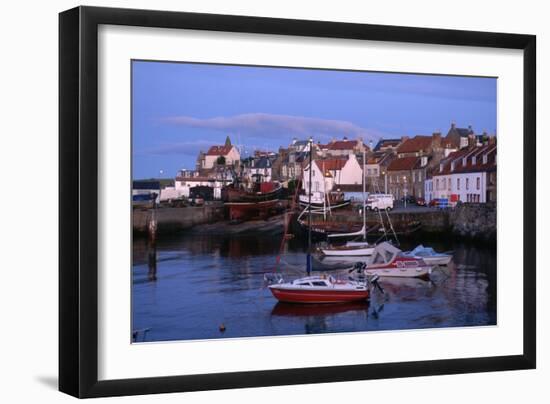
[431,142,497,205]
[386,156,428,200]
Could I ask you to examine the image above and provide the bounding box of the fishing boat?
[403,245,453,266]
[224,181,282,202]
[223,180,282,220]
[354,242,433,278]
[266,138,371,304]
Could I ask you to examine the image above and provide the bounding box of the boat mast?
[322,160,326,221]
[307,136,313,275]
[362,148,366,240]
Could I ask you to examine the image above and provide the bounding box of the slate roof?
[435,145,496,175]
[373,138,401,152]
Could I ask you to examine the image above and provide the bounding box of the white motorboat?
[355,242,433,278]
[402,245,453,266]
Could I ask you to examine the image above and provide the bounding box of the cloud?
[143,140,214,156]
[161,113,379,143]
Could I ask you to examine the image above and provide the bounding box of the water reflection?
[132,233,496,342]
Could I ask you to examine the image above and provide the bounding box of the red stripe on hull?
[270,288,369,304]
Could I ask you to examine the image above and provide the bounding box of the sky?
[132,60,496,179]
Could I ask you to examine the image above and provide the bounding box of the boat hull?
[364,266,432,279]
[269,287,369,304]
[298,199,351,210]
[419,255,452,266]
[321,246,374,256]
[225,199,280,220]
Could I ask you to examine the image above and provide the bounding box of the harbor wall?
[298,203,496,242]
[449,202,497,242]
[134,202,496,242]
[133,204,225,234]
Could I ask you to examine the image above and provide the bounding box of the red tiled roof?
[397,136,433,154]
[327,140,364,150]
[387,157,421,171]
[315,158,347,171]
[206,145,233,156]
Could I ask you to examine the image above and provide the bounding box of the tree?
[216,155,226,166]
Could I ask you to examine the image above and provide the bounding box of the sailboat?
[319,150,375,257]
[268,137,370,304]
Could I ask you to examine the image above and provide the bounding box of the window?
[476,177,480,190]
[466,178,469,190]
[436,179,440,190]
[443,178,446,190]
[457,178,460,190]
[311,281,327,287]
[312,169,315,177]
[448,178,451,191]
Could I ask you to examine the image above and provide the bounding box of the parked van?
[366,194,394,211]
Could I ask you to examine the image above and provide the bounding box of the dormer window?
[462,157,467,166]
[439,163,443,172]
[472,156,476,165]
[483,154,488,164]
[451,162,455,171]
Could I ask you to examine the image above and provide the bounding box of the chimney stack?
[432,132,442,148]
[468,134,476,148]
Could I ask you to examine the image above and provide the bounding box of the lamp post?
[403,175,407,208]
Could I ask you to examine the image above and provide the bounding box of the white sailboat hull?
[321,246,375,256]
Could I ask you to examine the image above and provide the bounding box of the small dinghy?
[403,245,453,266]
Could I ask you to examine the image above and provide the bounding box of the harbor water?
[132,232,496,342]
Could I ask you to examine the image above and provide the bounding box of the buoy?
[219,323,226,332]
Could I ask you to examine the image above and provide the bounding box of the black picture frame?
[59,5,536,398]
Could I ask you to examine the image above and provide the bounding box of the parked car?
[366,193,394,211]
[429,198,450,208]
[416,197,426,206]
[401,195,417,205]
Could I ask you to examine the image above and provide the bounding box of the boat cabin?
[291,276,335,287]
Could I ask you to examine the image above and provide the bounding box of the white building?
[432,144,496,205]
[424,178,434,203]
[242,156,273,183]
[202,144,240,169]
[302,154,364,193]
[174,169,234,200]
